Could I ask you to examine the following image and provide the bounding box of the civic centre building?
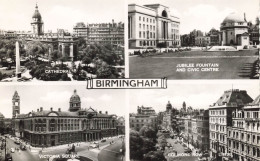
[128,4,181,48]
[13,90,118,147]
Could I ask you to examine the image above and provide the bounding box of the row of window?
[228,140,260,157]
[139,31,156,39]
[210,117,226,124]
[210,109,226,116]
[139,16,155,24]
[228,130,260,144]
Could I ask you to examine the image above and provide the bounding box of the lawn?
[129,49,258,79]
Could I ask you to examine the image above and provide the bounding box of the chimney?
[99,111,102,114]
[37,109,39,112]
[244,13,247,22]
[40,107,43,111]
[105,111,108,114]
[58,108,61,112]
[50,107,53,111]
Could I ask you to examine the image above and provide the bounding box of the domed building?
[13,89,118,147]
[220,12,249,46]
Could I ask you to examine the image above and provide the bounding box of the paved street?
[0,136,124,161]
[166,138,199,161]
[98,139,124,161]
[0,137,39,161]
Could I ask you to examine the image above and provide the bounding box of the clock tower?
[12,91,20,118]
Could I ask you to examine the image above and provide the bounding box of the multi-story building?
[162,101,178,132]
[195,36,210,47]
[128,4,180,48]
[248,18,259,45]
[197,110,210,151]
[88,20,124,46]
[73,22,88,38]
[227,95,260,161]
[116,116,125,135]
[73,20,124,46]
[130,106,158,131]
[13,90,118,147]
[209,89,253,160]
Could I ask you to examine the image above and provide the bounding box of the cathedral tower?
[31,4,44,35]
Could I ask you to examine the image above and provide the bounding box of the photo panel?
[129,80,259,161]
[0,83,126,161]
[128,0,259,79]
[0,0,125,82]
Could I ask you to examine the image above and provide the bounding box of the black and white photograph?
[0,84,125,161]
[0,0,125,82]
[128,0,260,79]
[129,80,259,161]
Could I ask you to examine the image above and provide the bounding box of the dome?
[223,12,245,23]
[32,4,42,19]
[70,90,81,103]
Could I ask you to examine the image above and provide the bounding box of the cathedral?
[21,4,78,61]
[13,90,118,147]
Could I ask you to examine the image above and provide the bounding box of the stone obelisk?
[16,41,21,78]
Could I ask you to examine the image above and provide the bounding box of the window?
[139,16,141,21]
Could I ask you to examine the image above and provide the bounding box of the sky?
[0,0,125,33]
[0,83,126,118]
[128,0,260,34]
[129,80,259,113]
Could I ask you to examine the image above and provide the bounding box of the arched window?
[162,10,168,17]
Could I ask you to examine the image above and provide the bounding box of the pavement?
[2,135,124,161]
[166,138,200,161]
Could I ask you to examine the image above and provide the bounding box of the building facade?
[128,4,180,48]
[130,106,158,131]
[209,89,253,160]
[227,95,260,161]
[220,12,249,46]
[73,20,124,46]
[13,90,118,147]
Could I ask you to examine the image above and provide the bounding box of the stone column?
[15,41,21,78]
[70,43,73,61]
[62,43,65,57]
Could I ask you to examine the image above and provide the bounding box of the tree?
[130,130,144,160]
[139,126,157,141]
[82,55,92,66]
[157,135,167,149]
[142,138,156,154]
[96,62,113,78]
[143,151,166,161]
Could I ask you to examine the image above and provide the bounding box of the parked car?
[10,148,15,153]
[101,139,106,142]
[20,145,26,150]
[89,143,98,148]
[184,148,192,153]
